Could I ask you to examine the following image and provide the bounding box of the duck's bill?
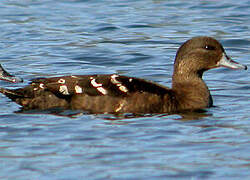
[217,53,247,70]
[0,64,23,83]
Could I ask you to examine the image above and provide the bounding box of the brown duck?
[0,36,247,114]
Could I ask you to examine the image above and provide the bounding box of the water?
[0,0,249,179]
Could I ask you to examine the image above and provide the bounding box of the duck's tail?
[0,87,69,110]
[0,87,30,106]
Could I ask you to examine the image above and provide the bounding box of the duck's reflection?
[15,107,212,120]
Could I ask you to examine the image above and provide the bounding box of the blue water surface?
[0,0,249,179]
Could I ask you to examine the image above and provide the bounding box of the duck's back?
[1,74,177,113]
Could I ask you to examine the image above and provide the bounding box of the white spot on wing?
[110,74,128,93]
[58,79,65,84]
[75,85,83,93]
[59,85,69,95]
[39,83,44,89]
[97,87,107,95]
[90,77,102,87]
[110,74,120,84]
[129,78,133,82]
[119,86,128,93]
[90,77,107,95]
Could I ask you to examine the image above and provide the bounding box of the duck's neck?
[171,72,213,110]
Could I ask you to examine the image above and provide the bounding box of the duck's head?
[173,36,247,78]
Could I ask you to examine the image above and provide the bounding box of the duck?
[0,36,247,114]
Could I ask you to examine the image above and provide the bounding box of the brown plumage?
[0,36,247,114]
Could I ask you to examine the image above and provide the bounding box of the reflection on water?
[176,110,213,121]
[16,107,212,121]
[0,0,250,179]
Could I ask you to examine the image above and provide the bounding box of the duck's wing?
[0,74,174,111]
[30,74,172,97]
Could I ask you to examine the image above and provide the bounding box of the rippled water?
[0,0,249,179]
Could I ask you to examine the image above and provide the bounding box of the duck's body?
[0,74,211,113]
[0,37,247,114]
[0,75,177,113]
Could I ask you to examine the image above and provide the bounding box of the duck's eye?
[204,45,215,50]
